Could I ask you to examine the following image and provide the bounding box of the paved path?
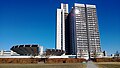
[87,61,98,68]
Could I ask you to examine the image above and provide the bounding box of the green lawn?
[97,64,120,68]
[0,63,86,68]
[95,62,120,68]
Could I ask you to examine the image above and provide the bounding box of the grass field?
[0,63,86,68]
[95,62,120,68]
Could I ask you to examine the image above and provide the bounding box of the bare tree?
[115,51,119,59]
[79,49,82,58]
[93,47,97,58]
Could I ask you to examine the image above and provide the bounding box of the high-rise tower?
[65,3,102,59]
[56,3,68,51]
[56,3,102,59]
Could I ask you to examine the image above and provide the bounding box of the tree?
[93,47,97,58]
[115,51,119,59]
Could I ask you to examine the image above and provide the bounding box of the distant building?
[0,50,19,56]
[56,3,102,59]
[45,49,65,56]
[11,44,43,56]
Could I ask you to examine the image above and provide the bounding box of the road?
[87,61,98,68]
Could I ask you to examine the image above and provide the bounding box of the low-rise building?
[0,50,19,56]
[11,44,43,56]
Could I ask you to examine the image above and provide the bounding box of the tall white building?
[56,3,102,59]
[56,3,68,51]
[65,3,102,58]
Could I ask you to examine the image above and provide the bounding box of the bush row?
[0,58,86,64]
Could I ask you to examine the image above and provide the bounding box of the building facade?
[56,3,68,51]
[11,44,43,56]
[56,3,102,59]
[0,50,19,56]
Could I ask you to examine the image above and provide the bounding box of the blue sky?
[0,0,120,55]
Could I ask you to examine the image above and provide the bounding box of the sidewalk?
[87,61,98,68]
